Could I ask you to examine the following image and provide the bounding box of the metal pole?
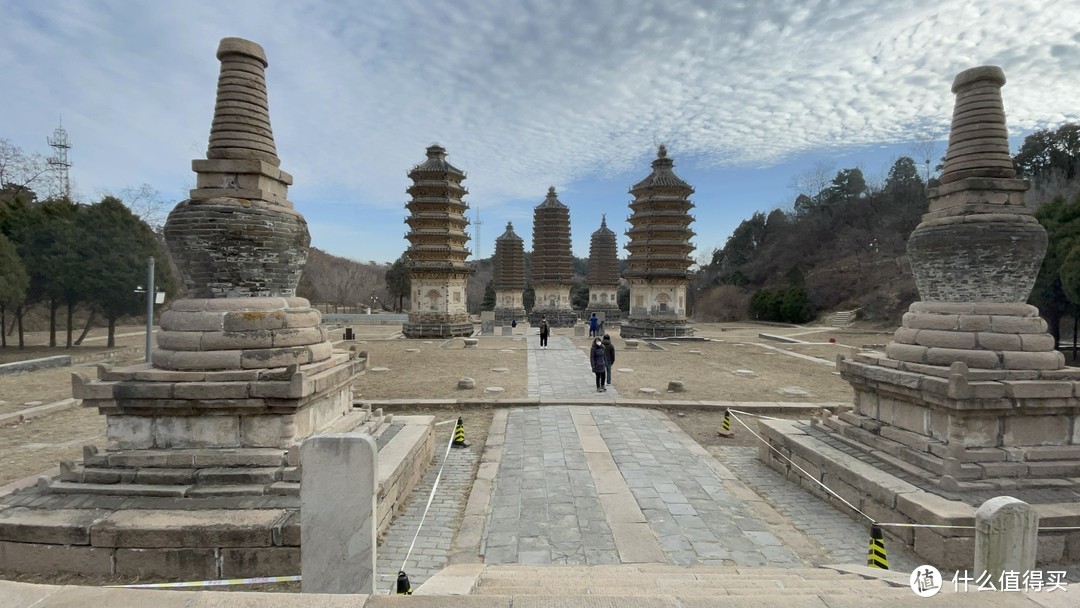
[146,256,155,363]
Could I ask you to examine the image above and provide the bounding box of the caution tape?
[106,575,300,589]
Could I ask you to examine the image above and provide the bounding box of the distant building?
[585,215,621,325]
[402,144,473,338]
[492,221,526,323]
[529,187,576,327]
[622,145,696,338]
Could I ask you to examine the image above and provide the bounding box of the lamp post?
[134,257,156,363]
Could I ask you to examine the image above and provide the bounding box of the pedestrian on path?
[539,317,549,349]
[590,338,608,392]
[602,334,614,386]
[589,313,599,337]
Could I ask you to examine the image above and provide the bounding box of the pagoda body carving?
[622,146,696,338]
[585,215,622,324]
[402,145,474,338]
[493,222,527,323]
[529,187,577,327]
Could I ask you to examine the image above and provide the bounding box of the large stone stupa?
[402,145,474,339]
[529,187,576,327]
[759,66,1080,569]
[585,215,622,324]
[622,146,696,338]
[492,221,527,323]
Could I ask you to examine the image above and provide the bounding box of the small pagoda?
[493,221,527,323]
[622,145,696,338]
[529,186,576,327]
[402,144,474,338]
[585,215,621,324]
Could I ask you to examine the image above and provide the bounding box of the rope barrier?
[388,420,458,594]
[106,575,300,589]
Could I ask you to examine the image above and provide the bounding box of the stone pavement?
[528,334,620,399]
[375,422,480,593]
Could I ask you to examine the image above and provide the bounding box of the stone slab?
[0,508,110,545]
[90,509,286,548]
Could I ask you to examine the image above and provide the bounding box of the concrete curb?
[364,398,843,415]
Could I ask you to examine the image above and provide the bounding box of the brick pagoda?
[402,144,474,338]
[622,146,696,338]
[493,221,526,323]
[585,215,622,324]
[529,187,576,327]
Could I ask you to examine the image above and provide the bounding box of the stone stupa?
[529,187,576,327]
[492,221,527,323]
[759,66,1080,569]
[622,146,696,338]
[402,145,474,339]
[585,215,622,325]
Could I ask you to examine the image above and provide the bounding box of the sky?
[2,0,1079,264]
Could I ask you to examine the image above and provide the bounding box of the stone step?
[478,565,864,579]
[476,574,881,587]
[473,586,911,597]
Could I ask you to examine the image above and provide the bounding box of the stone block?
[885,342,927,363]
[91,509,284,548]
[135,468,198,485]
[957,315,992,331]
[960,416,1002,448]
[880,425,931,451]
[975,332,1022,351]
[160,310,226,332]
[975,496,1038,581]
[114,382,175,399]
[1023,445,1080,460]
[301,434,377,594]
[275,511,300,546]
[220,546,301,577]
[71,372,116,400]
[272,327,323,348]
[106,416,154,450]
[249,381,293,399]
[1026,461,1080,477]
[1020,333,1056,352]
[308,341,333,361]
[897,491,976,528]
[284,309,321,328]
[978,461,1028,477]
[114,547,217,579]
[990,315,1048,334]
[201,330,275,350]
[241,346,311,369]
[926,347,1000,368]
[914,527,976,570]
[153,415,241,448]
[0,540,113,575]
[1003,416,1070,446]
[1004,380,1074,399]
[223,310,287,332]
[157,330,204,351]
[888,401,929,435]
[241,415,293,447]
[133,369,207,382]
[161,349,244,371]
[0,508,108,545]
[172,382,251,400]
[915,329,977,350]
[905,312,960,330]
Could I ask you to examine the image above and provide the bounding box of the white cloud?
[2,0,1078,259]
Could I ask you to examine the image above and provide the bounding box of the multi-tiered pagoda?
[622,145,696,338]
[493,221,526,323]
[402,144,473,338]
[585,215,621,324]
[529,187,576,326]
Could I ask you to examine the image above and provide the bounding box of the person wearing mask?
[539,317,549,349]
[601,334,615,387]
[590,338,608,392]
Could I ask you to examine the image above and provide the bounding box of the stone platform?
[620,317,694,339]
[0,412,435,580]
[527,308,577,328]
[584,306,621,325]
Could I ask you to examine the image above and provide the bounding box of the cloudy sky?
[3,0,1079,264]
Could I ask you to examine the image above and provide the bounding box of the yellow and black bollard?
[451,417,470,448]
[718,409,734,438]
[867,524,889,569]
[396,570,413,595]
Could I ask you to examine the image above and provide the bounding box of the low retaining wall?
[0,356,70,376]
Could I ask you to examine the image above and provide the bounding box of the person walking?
[602,334,615,386]
[539,317,549,349]
[590,337,608,392]
[589,313,599,338]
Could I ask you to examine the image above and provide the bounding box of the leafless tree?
[910,132,943,183]
[0,138,63,199]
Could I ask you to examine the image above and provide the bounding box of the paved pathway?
[527,334,620,399]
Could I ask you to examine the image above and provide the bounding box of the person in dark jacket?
[590,338,608,392]
[589,313,599,337]
[539,317,549,349]
[601,334,615,386]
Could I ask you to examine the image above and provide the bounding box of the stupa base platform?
[0,413,436,579]
[402,320,474,339]
[584,307,622,325]
[528,308,577,328]
[493,307,527,324]
[620,317,694,339]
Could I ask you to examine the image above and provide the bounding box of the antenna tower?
[47,120,72,199]
[474,206,484,260]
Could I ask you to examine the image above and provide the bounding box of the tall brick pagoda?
[529,186,576,326]
[585,215,621,324]
[622,145,696,338]
[402,144,474,338]
[493,221,526,323]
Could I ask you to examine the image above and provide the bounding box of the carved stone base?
[528,307,578,328]
[493,307,527,323]
[620,317,693,339]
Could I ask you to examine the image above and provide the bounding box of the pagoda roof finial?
[657,144,667,158]
[537,186,567,209]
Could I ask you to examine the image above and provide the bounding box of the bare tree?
[0,138,62,199]
[109,184,173,230]
[787,160,836,200]
[910,132,943,183]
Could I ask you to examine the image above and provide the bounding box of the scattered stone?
[423,341,433,344]
[624,339,639,349]
[23,401,43,407]
[734,369,756,377]
[831,371,841,376]
[499,349,514,353]
[670,343,680,347]
[370,367,389,373]
[405,348,421,353]
[780,386,810,396]
[618,368,634,373]
[637,387,658,395]
[687,349,702,354]
[667,381,685,393]
[463,338,479,349]
[677,412,686,417]
[484,386,505,393]
[491,367,509,373]
[718,429,735,438]
[457,378,475,390]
